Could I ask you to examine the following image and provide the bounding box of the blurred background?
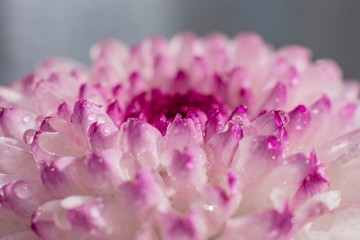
[0,0,359,84]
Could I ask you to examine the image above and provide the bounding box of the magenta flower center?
[125,89,228,135]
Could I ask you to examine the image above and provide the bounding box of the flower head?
[0,33,360,239]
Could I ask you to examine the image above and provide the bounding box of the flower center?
[124,89,228,135]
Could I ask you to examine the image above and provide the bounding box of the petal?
[286,105,311,149]
[40,157,89,198]
[0,179,49,218]
[204,110,226,142]
[302,95,331,146]
[163,114,203,151]
[220,206,294,240]
[232,32,272,87]
[244,110,288,138]
[57,102,73,122]
[79,83,112,107]
[232,135,285,185]
[32,131,84,166]
[326,142,360,208]
[206,121,243,181]
[0,231,39,240]
[121,119,161,168]
[31,200,79,240]
[118,168,168,220]
[165,147,207,190]
[0,108,37,141]
[0,137,38,177]
[156,211,207,240]
[237,153,313,215]
[276,45,311,73]
[106,101,123,128]
[71,100,116,150]
[65,198,120,238]
[200,182,242,233]
[260,83,287,112]
[87,149,125,194]
[88,122,119,152]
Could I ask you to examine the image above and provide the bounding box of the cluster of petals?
[0,32,360,240]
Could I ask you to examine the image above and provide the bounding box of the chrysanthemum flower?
[0,32,359,240]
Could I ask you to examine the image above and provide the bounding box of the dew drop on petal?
[23,129,36,144]
[104,126,111,134]
[22,115,31,123]
[203,204,214,211]
[14,182,32,199]
[274,110,289,127]
[267,136,280,149]
[98,115,106,123]
[88,113,96,121]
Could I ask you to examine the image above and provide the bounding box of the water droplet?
[274,110,289,127]
[203,204,214,211]
[283,181,287,185]
[50,167,55,172]
[88,113,96,121]
[312,109,319,114]
[23,129,36,144]
[103,126,111,134]
[14,181,32,199]
[267,136,280,149]
[291,217,297,223]
[98,158,104,163]
[97,115,106,123]
[22,115,30,123]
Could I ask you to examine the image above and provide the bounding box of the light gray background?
[0,0,359,83]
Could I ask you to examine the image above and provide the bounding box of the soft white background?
[0,0,359,83]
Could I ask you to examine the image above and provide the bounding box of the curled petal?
[71,100,116,149]
[32,131,84,166]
